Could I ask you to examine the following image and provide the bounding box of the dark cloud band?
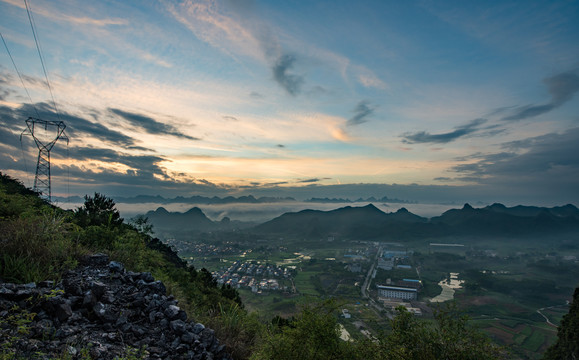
[502,71,579,121]
[401,118,487,144]
[110,108,199,140]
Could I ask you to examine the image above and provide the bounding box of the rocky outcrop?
[0,254,231,359]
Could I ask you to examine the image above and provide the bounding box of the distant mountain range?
[54,194,413,205]
[144,203,579,240]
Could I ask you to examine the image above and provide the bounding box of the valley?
[147,203,579,360]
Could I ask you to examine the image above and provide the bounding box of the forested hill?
[253,202,579,239]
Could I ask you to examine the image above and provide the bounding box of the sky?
[1,0,578,206]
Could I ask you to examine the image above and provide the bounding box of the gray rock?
[193,323,205,334]
[165,304,181,319]
[83,290,97,308]
[170,319,187,335]
[87,253,109,266]
[140,272,155,282]
[0,258,232,360]
[108,261,124,273]
[54,302,72,322]
[90,281,107,299]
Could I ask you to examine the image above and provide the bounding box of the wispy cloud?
[272,54,304,96]
[502,71,579,121]
[401,118,487,144]
[249,91,264,99]
[2,0,128,27]
[358,73,387,89]
[164,0,263,61]
[347,101,375,126]
[110,108,199,140]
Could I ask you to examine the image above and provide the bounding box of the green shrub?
[0,209,81,283]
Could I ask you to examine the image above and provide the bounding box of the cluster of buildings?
[212,261,294,293]
[377,283,419,301]
[375,249,421,304]
[164,239,242,262]
[376,279,423,315]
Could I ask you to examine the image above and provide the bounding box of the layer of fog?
[58,201,461,223]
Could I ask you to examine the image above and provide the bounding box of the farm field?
[172,231,578,359]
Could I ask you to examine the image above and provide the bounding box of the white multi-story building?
[376,285,417,300]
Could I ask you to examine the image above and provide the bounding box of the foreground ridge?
[0,253,231,360]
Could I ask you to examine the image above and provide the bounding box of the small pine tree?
[75,192,123,228]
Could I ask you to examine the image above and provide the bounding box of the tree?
[543,287,579,360]
[251,299,355,360]
[380,304,507,360]
[75,193,123,228]
[129,215,154,236]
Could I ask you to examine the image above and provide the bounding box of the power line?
[0,31,40,118]
[24,0,62,121]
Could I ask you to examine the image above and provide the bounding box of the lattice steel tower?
[20,117,68,202]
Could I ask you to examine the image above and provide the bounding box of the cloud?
[298,178,322,183]
[0,102,150,150]
[502,71,579,121]
[272,54,304,96]
[165,0,263,61]
[249,91,264,99]
[402,118,487,144]
[501,104,555,121]
[358,73,387,90]
[2,0,128,27]
[347,101,375,126]
[64,145,169,178]
[0,73,16,101]
[449,128,579,199]
[547,71,579,106]
[109,108,199,140]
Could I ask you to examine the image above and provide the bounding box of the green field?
[178,231,577,359]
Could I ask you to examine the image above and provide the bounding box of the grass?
[293,271,322,296]
[522,330,546,353]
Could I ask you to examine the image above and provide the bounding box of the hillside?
[0,173,249,359]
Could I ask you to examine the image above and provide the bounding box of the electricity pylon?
[20,117,68,202]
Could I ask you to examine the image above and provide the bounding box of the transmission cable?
[0,31,40,118]
[24,0,62,121]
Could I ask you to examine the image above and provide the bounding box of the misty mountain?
[483,203,579,218]
[145,207,217,232]
[253,204,430,239]
[305,196,414,204]
[144,206,256,235]
[142,202,579,241]
[253,203,579,240]
[430,203,579,236]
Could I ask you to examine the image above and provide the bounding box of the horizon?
[1,0,578,205]
[54,193,577,224]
